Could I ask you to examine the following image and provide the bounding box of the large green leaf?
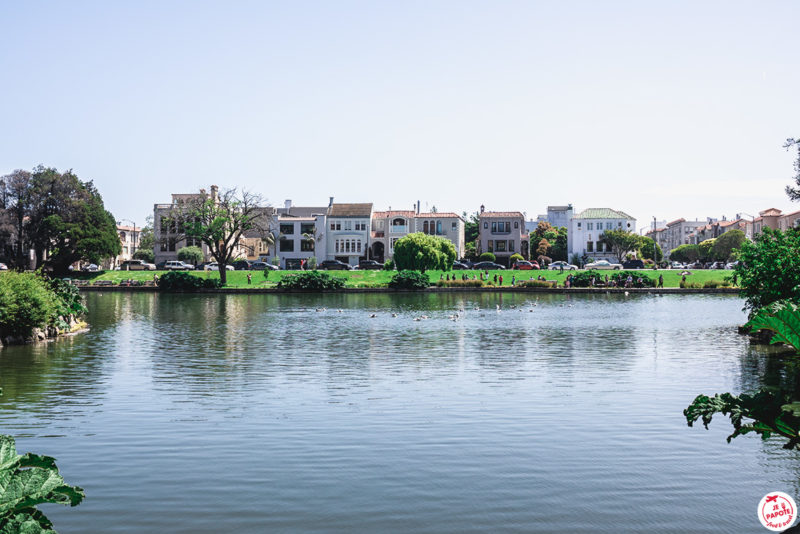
[745,303,800,352]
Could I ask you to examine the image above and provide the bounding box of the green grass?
[65,268,736,289]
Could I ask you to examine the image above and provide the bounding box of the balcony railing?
[390,225,408,234]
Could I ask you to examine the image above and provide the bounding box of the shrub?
[610,271,655,288]
[518,279,556,288]
[435,279,484,287]
[509,253,524,265]
[388,270,430,290]
[383,259,395,271]
[48,277,87,328]
[158,271,222,291]
[734,227,800,312]
[568,271,595,287]
[0,272,60,339]
[276,271,345,290]
[680,281,702,289]
[703,280,719,289]
[306,256,317,270]
[479,252,496,262]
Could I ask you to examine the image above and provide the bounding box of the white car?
[548,261,577,270]
[205,262,234,271]
[164,261,195,271]
[0,263,8,271]
[585,260,622,270]
[670,261,685,269]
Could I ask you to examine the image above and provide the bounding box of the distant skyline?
[2,1,799,227]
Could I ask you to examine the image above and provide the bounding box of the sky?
[1,1,799,229]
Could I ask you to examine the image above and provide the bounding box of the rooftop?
[573,208,635,220]
[328,203,373,217]
[373,210,416,218]
[417,212,463,219]
[479,211,525,218]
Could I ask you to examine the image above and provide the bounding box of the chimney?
[329,196,334,207]
[416,200,420,215]
[210,185,218,202]
[480,204,485,214]
[285,199,292,211]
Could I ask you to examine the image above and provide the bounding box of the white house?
[568,208,637,262]
[320,198,373,267]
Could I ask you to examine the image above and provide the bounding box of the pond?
[0,292,797,533]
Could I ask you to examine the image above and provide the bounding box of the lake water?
[0,292,798,533]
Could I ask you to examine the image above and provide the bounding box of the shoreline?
[78,286,740,295]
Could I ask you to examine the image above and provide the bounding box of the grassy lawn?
[65,268,736,289]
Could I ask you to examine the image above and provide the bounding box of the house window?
[436,221,442,234]
[606,222,612,230]
[587,241,593,252]
[588,223,593,231]
[279,240,294,252]
[301,223,315,234]
[330,221,341,231]
[344,220,352,231]
[627,222,632,228]
[451,222,457,230]
[496,241,506,252]
[618,222,622,227]
[491,222,497,232]
[390,238,399,250]
[301,239,314,252]
[488,241,494,252]
[509,240,514,252]
[423,221,429,233]
[280,224,294,235]
[484,222,488,229]
[577,222,581,229]
[356,221,366,231]
[514,222,518,228]
[357,241,362,253]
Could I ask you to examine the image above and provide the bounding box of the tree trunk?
[219,262,227,286]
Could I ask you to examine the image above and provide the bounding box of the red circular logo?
[758,492,797,531]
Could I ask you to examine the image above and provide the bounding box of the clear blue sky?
[2,1,799,227]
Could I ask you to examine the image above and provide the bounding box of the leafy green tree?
[164,188,266,285]
[464,241,477,261]
[639,236,663,262]
[133,249,155,263]
[733,227,800,312]
[479,252,496,262]
[536,238,550,257]
[669,244,700,263]
[785,137,800,201]
[698,239,716,262]
[137,215,154,255]
[711,229,746,262]
[509,253,524,265]
[25,167,120,273]
[177,246,203,266]
[600,229,641,263]
[549,227,568,261]
[463,211,479,243]
[393,232,456,273]
[0,170,31,268]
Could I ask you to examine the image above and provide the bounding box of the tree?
[785,138,800,201]
[163,188,267,285]
[0,170,31,268]
[600,230,641,263]
[177,246,203,266]
[464,241,477,261]
[509,253,524,265]
[669,244,700,263]
[479,252,496,262]
[639,236,663,262]
[138,215,154,255]
[133,249,155,263]
[733,227,800,312]
[711,229,746,262]
[536,238,551,257]
[550,227,568,262]
[392,232,456,273]
[698,238,716,262]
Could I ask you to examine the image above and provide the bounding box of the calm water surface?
[0,292,798,533]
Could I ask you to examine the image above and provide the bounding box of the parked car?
[358,260,384,270]
[164,261,195,271]
[250,261,268,270]
[82,263,99,272]
[232,260,252,270]
[119,259,156,271]
[0,263,7,271]
[205,262,235,271]
[473,261,505,270]
[709,261,726,270]
[319,260,353,270]
[622,259,644,270]
[458,259,474,269]
[687,261,704,270]
[669,261,684,269]
[585,260,622,270]
[549,261,577,271]
[725,261,740,270]
[452,261,470,270]
[513,260,539,270]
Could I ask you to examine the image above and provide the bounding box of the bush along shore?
[67,268,738,292]
[0,271,88,346]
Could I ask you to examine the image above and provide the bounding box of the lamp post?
[652,216,657,264]
[117,219,137,269]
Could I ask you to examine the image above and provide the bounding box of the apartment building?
[153,187,215,266]
[369,204,466,262]
[317,198,373,267]
[662,218,706,256]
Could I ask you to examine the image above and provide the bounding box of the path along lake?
[0,292,798,533]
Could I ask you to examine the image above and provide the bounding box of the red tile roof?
[417,212,462,219]
[759,208,782,217]
[666,218,686,226]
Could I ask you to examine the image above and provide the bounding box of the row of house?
[147,187,642,268]
[645,207,800,258]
